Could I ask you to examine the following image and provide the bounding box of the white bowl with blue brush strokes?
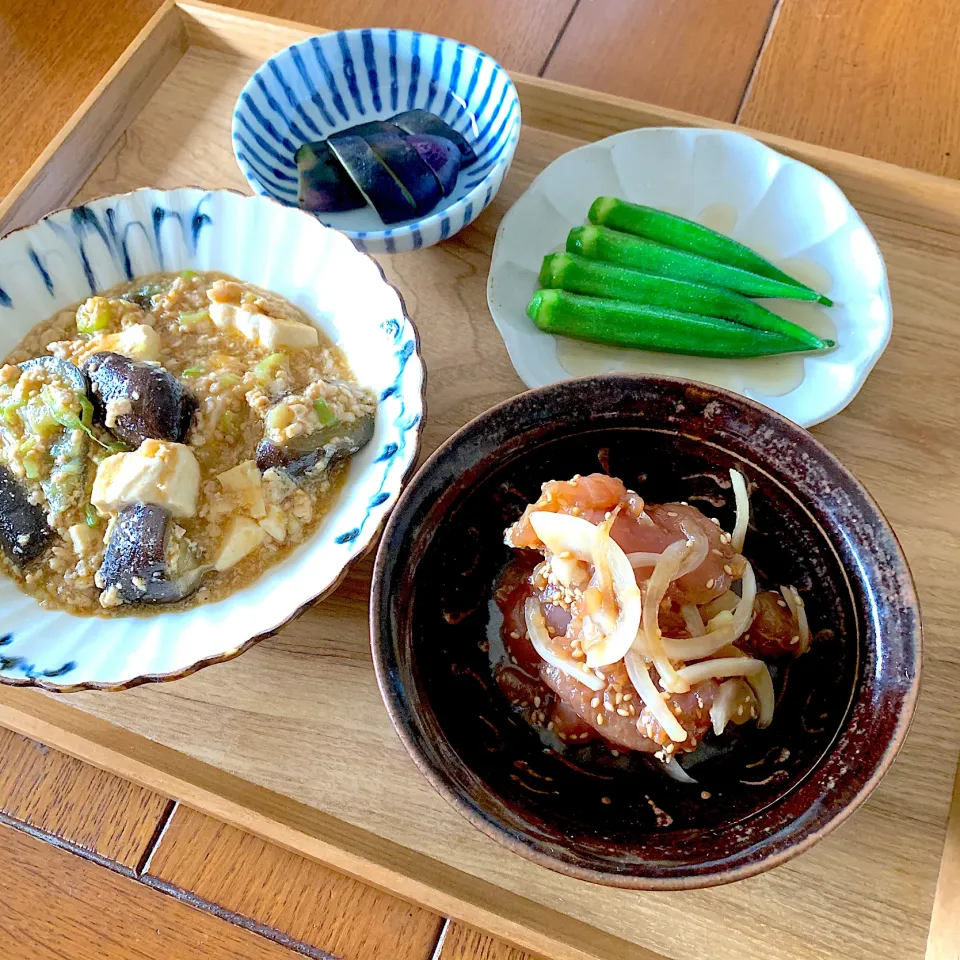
[232,29,521,253]
[0,187,424,691]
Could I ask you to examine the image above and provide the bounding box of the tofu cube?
[208,302,318,351]
[92,440,200,517]
[67,522,101,558]
[258,504,287,541]
[97,324,162,362]
[217,460,266,519]
[214,516,266,571]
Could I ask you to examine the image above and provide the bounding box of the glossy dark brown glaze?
[370,375,921,889]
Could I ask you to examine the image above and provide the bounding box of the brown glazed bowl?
[370,375,921,888]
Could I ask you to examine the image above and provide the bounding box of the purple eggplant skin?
[82,352,196,448]
[389,109,477,164]
[256,411,375,478]
[18,356,87,395]
[0,465,52,569]
[344,119,406,140]
[295,141,366,213]
[99,503,207,604]
[407,134,460,196]
[328,135,418,225]
[363,134,443,214]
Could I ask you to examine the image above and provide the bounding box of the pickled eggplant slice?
[389,109,477,164]
[256,412,375,478]
[295,140,366,213]
[407,134,460,196]
[364,134,443,214]
[99,503,207,604]
[83,352,197,447]
[0,465,52,568]
[328,135,418,224]
[345,119,406,140]
[18,356,87,395]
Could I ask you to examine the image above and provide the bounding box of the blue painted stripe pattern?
[231,28,521,253]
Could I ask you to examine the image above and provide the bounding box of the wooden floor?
[1,0,959,957]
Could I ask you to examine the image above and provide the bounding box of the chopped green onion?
[78,394,95,430]
[17,436,36,454]
[0,399,26,427]
[182,366,204,378]
[218,373,241,388]
[313,398,339,428]
[76,296,114,335]
[254,352,288,385]
[23,454,41,480]
[180,269,198,279]
[42,387,82,430]
[177,308,209,328]
[219,410,241,439]
[42,386,126,452]
[84,503,100,527]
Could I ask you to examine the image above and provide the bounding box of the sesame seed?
[790,636,799,644]
[596,714,604,725]
[601,796,612,805]
[604,701,614,712]
[509,631,520,640]
[617,708,629,717]
[712,548,723,556]
[559,732,567,740]
[580,732,590,739]
[710,517,720,525]
[604,511,612,520]
[510,655,518,665]
[723,564,733,575]
[611,749,620,757]
[591,697,601,709]
[667,511,678,517]
[534,696,541,708]
[701,790,711,800]
[547,721,554,730]
[615,692,623,705]
[571,506,582,516]
[595,669,605,680]
[778,599,787,607]
[737,705,744,716]
[705,578,715,589]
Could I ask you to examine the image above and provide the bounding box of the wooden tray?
[0,4,958,958]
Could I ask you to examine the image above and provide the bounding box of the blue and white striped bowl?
[232,29,521,254]
[0,187,424,690]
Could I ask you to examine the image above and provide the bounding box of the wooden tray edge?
[0,688,662,960]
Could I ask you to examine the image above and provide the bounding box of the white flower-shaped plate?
[487,127,892,427]
[0,187,424,691]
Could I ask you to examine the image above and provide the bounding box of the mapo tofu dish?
[0,271,375,614]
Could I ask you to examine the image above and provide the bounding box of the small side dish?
[296,109,476,223]
[496,471,809,766]
[527,197,835,359]
[0,271,375,614]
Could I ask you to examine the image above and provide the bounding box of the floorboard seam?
[136,798,178,876]
[538,0,583,77]
[735,0,786,123]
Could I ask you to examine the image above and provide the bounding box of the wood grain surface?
[0,727,169,868]
[544,0,777,121]
[739,0,960,177]
[0,819,320,959]
[1,21,952,960]
[927,758,960,960]
[441,923,546,960]
[147,805,444,960]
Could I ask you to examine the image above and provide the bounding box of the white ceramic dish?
[486,127,892,427]
[0,187,424,690]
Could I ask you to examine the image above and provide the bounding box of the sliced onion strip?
[730,561,757,642]
[709,679,757,735]
[628,551,662,569]
[681,603,705,638]
[640,539,690,692]
[745,663,775,728]
[527,511,641,668]
[524,598,604,691]
[729,468,749,553]
[780,584,811,654]
[699,590,739,621]
[624,649,687,743]
[675,655,765,686]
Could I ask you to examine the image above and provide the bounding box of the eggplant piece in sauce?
[83,352,196,447]
[18,355,87,394]
[99,503,207,604]
[0,465,52,568]
[256,412,374,479]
